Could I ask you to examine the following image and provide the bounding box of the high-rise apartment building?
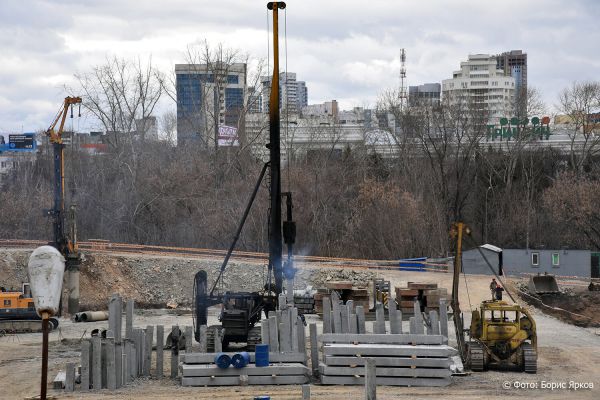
[175,63,246,146]
[496,50,527,93]
[261,72,308,114]
[442,54,515,123]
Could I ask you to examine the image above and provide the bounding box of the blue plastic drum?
[255,344,270,367]
[231,351,250,368]
[214,352,231,369]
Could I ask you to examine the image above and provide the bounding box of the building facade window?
[531,252,539,266]
[552,253,560,266]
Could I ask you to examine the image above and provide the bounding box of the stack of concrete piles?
[314,282,369,316]
[63,293,189,392]
[180,294,309,387]
[395,282,448,317]
[317,296,454,387]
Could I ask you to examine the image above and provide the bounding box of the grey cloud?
[0,0,598,131]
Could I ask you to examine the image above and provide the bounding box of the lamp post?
[27,246,65,400]
[484,186,492,244]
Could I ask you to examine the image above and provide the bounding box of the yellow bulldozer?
[468,300,537,372]
[451,222,537,373]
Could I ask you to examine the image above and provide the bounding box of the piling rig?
[44,96,82,315]
[192,2,296,351]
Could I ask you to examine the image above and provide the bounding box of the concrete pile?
[61,293,190,392]
[180,296,309,387]
[317,296,455,387]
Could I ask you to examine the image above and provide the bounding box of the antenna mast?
[399,48,407,110]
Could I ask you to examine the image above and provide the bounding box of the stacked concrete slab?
[318,296,454,387]
[180,301,308,387]
[294,293,315,314]
[395,282,448,317]
[181,353,308,386]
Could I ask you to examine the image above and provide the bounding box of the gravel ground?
[1,249,599,399]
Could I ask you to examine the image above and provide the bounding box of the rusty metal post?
[40,312,49,400]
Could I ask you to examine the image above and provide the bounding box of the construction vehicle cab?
[1,283,59,332]
[468,300,537,372]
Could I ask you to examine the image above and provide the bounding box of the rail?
[0,239,449,272]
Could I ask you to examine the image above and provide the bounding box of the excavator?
[0,284,59,334]
[451,222,537,373]
[0,96,82,333]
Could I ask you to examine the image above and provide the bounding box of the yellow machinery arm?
[46,96,81,143]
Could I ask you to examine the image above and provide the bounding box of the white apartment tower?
[261,72,308,114]
[442,54,515,123]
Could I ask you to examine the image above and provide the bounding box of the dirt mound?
[1,248,379,311]
[538,290,600,327]
[515,282,600,327]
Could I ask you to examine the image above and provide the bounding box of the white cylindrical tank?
[27,246,65,317]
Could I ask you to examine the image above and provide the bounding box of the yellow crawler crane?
[451,222,537,373]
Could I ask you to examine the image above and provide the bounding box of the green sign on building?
[487,116,551,141]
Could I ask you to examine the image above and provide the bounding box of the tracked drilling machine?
[45,96,83,315]
[451,222,537,373]
[192,2,297,351]
[0,97,82,331]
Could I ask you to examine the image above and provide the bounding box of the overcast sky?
[1,0,598,133]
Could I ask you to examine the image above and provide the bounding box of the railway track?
[0,238,446,272]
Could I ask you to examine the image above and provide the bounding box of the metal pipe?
[451,222,467,362]
[80,311,109,322]
[210,162,269,296]
[41,313,49,400]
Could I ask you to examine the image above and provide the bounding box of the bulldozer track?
[522,343,537,373]
[469,342,486,371]
[0,239,446,272]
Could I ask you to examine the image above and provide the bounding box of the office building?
[247,86,262,114]
[409,83,441,107]
[175,63,246,146]
[442,54,515,123]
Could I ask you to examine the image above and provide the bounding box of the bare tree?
[543,172,600,249]
[74,56,165,147]
[557,81,600,174]
[159,110,177,145]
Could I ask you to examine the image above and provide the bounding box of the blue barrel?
[214,352,231,369]
[254,397,270,400]
[255,344,269,367]
[231,351,250,369]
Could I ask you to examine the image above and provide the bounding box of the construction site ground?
[1,248,599,399]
